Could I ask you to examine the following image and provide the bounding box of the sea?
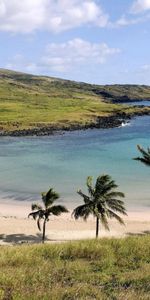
[0,101,150,211]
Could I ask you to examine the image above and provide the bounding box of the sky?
[0,0,150,84]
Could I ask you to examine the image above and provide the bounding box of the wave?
[120,121,130,127]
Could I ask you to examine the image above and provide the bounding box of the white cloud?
[131,0,150,14]
[0,0,46,33]
[41,38,121,72]
[111,13,150,28]
[5,39,121,75]
[0,0,108,33]
[109,0,150,28]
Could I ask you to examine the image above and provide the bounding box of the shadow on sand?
[0,233,51,244]
[126,230,150,237]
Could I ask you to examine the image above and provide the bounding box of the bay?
[0,115,150,211]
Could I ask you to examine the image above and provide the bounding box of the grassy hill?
[0,69,150,134]
[0,236,150,299]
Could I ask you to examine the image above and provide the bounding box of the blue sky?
[0,0,150,84]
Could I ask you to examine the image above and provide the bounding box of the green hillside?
[0,237,150,299]
[0,69,150,134]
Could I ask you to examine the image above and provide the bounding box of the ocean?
[0,114,150,211]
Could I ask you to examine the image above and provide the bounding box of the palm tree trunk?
[42,219,46,243]
[96,217,99,238]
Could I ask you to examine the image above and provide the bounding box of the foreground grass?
[0,236,150,299]
[0,69,150,133]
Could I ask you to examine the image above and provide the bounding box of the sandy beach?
[0,200,149,245]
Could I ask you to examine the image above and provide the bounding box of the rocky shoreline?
[0,110,150,137]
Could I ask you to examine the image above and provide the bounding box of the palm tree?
[28,188,68,243]
[72,175,127,238]
[134,145,150,166]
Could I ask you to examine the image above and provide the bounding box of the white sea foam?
[121,121,130,127]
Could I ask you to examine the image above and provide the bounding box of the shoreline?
[0,201,150,245]
[0,110,150,137]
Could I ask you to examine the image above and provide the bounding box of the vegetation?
[0,69,150,299]
[0,236,150,299]
[0,68,150,133]
[73,175,127,238]
[28,188,68,243]
[134,145,150,166]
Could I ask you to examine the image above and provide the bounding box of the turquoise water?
[0,115,150,210]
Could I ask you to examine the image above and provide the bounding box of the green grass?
[0,236,150,299]
[0,69,150,133]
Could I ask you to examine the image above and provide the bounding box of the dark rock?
[0,110,150,137]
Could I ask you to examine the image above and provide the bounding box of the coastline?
[0,200,150,245]
[0,109,150,137]
[0,107,150,245]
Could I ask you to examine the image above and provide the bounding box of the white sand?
[0,201,150,245]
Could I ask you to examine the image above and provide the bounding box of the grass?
[0,69,150,133]
[0,236,150,299]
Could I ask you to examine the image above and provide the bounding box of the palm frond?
[31,203,43,211]
[77,189,90,204]
[28,209,45,219]
[96,202,105,213]
[106,198,125,206]
[137,145,150,156]
[95,174,110,192]
[74,173,126,237]
[134,145,150,166]
[48,205,68,216]
[107,209,125,225]
[106,191,125,198]
[105,196,127,210]
[42,188,60,208]
[86,176,94,196]
[95,175,118,197]
[28,210,41,220]
[37,217,42,231]
[99,213,110,231]
[28,211,43,231]
[72,203,92,220]
[106,201,127,215]
[103,180,118,193]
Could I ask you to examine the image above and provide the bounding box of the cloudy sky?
[0,0,150,84]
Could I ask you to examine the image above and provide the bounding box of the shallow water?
[0,115,150,210]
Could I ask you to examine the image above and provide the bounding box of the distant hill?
[1,68,150,102]
[0,68,150,135]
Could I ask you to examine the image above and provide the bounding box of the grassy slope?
[0,236,150,299]
[0,69,150,132]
